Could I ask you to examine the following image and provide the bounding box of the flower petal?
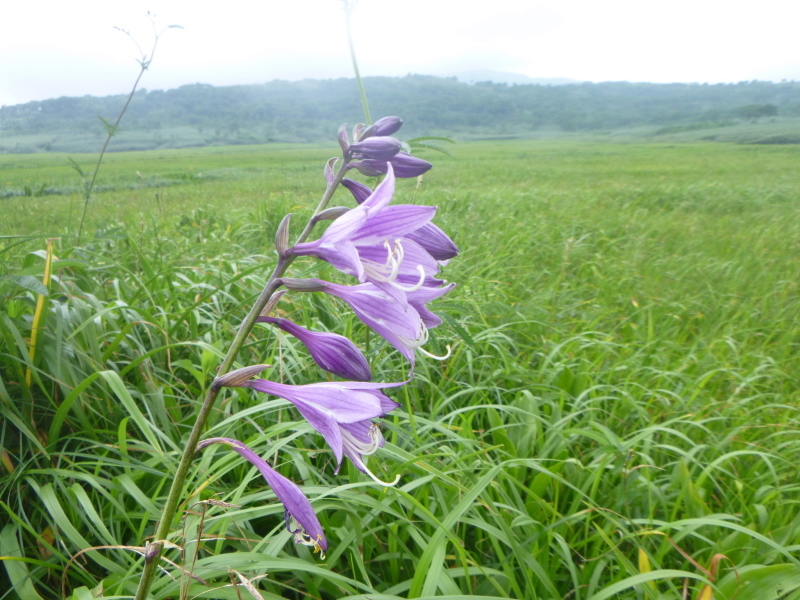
[196,437,327,555]
[257,317,371,381]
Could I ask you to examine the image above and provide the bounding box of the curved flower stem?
[133,159,351,600]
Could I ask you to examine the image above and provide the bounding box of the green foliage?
[4,78,800,152]
[2,140,800,598]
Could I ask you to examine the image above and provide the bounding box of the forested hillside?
[2,75,799,152]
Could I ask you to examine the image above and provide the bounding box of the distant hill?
[452,70,581,86]
[2,75,799,153]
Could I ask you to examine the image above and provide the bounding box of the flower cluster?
[200,117,457,558]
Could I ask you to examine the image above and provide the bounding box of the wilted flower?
[196,437,328,557]
[257,316,371,381]
[241,379,402,485]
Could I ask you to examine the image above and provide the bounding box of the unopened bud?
[348,136,402,160]
[145,541,162,564]
[212,364,270,389]
[347,161,383,177]
[275,213,292,257]
[353,152,432,178]
[360,116,403,140]
[341,178,373,205]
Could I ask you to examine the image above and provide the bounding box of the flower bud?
[257,316,371,381]
[352,152,432,178]
[348,136,402,160]
[341,178,373,205]
[347,161,384,177]
[406,223,459,261]
[359,116,403,140]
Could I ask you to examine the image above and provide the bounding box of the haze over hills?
[1,74,799,153]
[450,70,582,86]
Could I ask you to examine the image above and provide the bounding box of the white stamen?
[418,343,452,361]
[388,265,426,292]
[341,424,400,487]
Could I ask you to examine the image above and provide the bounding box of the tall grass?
[2,140,800,599]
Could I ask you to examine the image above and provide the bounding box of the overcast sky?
[2,0,799,107]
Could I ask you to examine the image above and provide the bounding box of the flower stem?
[133,159,350,600]
[343,1,371,125]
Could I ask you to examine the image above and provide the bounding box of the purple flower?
[242,379,403,485]
[341,177,459,263]
[350,151,432,178]
[196,437,327,557]
[358,116,403,140]
[348,136,403,160]
[281,277,426,366]
[257,316,371,381]
[292,165,437,287]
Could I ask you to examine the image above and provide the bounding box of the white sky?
[1,0,799,107]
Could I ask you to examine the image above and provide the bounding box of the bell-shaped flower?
[281,277,426,366]
[403,281,456,329]
[342,177,459,263]
[257,316,371,381]
[196,437,328,557]
[292,165,437,287]
[241,379,403,485]
[350,151,432,178]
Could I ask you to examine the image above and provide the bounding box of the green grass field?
[2,140,800,599]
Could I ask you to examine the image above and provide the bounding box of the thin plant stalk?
[75,18,179,244]
[343,1,372,126]
[133,159,352,600]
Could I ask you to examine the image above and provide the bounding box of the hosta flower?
[319,279,424,365]
[291,165,437,288]
[348,136,403,160]
[241,379,402,485]
[196,437,327,557]
[358,116,403,139]
[257,316,371,381]
[342,177,458,262]
[350,151,432,178]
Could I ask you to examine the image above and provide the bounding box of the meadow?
[2,139,800,599]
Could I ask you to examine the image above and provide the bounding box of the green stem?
[133,159,350,600]
[344,3,371,125]
[76,38,159,245]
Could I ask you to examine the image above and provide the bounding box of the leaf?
[0,275,48,296]
[715,564,800,600]
[0,523,46,600]
[97,116,118,137]
[67,157,86,178]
